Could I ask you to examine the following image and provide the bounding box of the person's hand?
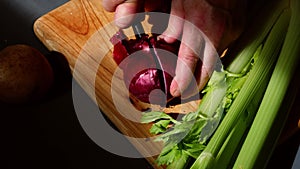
[102,0,171,28]
[102,0,245,99]
[158,0,246,98]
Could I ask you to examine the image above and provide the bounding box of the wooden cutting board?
[33,0,199,168]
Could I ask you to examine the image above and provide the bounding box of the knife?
[131,22,168,99]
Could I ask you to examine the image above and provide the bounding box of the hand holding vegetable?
[103,0,245,99]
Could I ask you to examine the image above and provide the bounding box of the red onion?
[110,31,180,104]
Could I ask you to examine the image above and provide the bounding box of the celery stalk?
[191,8,290,169]
[166,153,190,169]
[233,0,300,167]
[213,75,269,169]
[225,0,288,74]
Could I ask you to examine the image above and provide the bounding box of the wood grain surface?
[33,0,199,168]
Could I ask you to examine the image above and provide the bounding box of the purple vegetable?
[111,31,180,104]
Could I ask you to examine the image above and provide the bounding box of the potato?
[0,44,54,103]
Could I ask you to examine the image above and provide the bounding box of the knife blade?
[131,22,168,100]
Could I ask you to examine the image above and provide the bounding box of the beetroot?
[110,31,180,105]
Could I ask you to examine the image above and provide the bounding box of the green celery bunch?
[140,0,294,168]
[233,0,300,167]
[191,5,291,169]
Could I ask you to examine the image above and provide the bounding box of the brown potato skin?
[0,44,54,103]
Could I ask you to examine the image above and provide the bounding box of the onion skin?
[111,31,180,104]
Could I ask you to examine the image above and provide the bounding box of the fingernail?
[157,34,174,42]
[157,35,164,41]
